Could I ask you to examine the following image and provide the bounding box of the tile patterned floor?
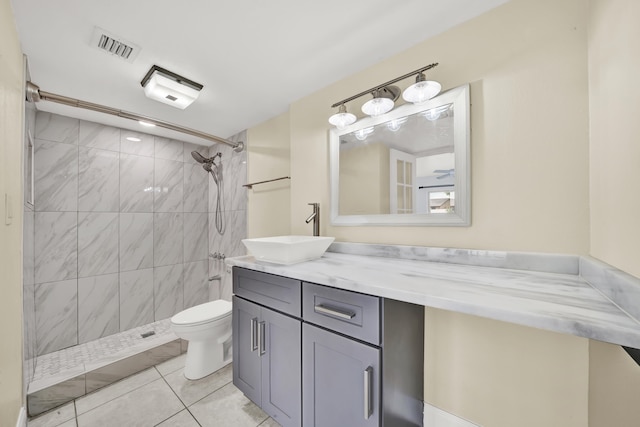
[28,354,280,427]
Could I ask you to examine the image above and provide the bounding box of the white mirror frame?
[329,83,470,226]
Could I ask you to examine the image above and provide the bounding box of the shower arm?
[25,81,244,152]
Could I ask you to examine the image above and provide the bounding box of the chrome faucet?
[305,203,320,236]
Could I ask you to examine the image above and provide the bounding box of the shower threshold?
[27,319,186,417]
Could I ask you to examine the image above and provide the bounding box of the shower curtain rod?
[25,81,244,152]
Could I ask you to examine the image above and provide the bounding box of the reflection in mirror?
[330,84,470,226]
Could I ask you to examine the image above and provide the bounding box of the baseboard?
[16,407,27,427]
[423,402,480,427]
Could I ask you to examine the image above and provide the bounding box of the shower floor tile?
[31,319,175,393]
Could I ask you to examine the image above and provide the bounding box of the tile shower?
[22,111,247,407]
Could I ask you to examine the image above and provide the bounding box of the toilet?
[170,299,232,380]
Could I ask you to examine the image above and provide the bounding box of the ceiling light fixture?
[329,63,439,127]
[140,65,203,110]
[328,104,357,130]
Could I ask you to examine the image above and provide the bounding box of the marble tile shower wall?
[32,111,213,356]
[209,130,247,302]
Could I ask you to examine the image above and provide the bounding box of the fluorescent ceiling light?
[140,65,203,110]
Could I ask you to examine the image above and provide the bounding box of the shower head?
[202,163,213,173]
[191,151,209,164]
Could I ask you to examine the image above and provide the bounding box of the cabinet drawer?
[233,267,301,317]
[302,282,380,345]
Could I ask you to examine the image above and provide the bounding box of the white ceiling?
[11,0,508,146]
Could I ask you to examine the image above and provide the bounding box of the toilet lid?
[171,300,232,326]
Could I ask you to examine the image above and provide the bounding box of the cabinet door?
[232,296,262,405]
[303,323,381,427]
[261,308,301,427]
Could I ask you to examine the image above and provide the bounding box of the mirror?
[330,84,470,226]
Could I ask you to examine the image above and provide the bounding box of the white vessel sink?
[241,235,335,265]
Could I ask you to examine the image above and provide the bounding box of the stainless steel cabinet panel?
[303,281,381,345]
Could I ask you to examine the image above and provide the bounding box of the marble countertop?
[227,247,640,349]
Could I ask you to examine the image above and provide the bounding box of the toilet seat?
[171,300,231,327]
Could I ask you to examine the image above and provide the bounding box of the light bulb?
[361,97,394,117]
[387,117,407,132]
[402,73,441,104]
[354,127,374,141]
[328,104,357,129]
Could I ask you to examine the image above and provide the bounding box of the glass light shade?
[387,117,408,132]
[361,97,394,117]
[328,105,357,129]
[402,80,442,104]
[354,127,374,141]
[143,71,200,110]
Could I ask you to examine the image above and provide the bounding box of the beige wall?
[289,0,590,254]
[588,0,640,279]
[587,0,640,425]
[247,111,291,237]
[425,308,589,427]
[0,0,25,423]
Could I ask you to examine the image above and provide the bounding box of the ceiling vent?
[90,27,141,63]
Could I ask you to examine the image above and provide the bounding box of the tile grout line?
[74,370,163,418]
[154,367,203,427]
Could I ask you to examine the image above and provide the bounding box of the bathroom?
[2,0,640,426]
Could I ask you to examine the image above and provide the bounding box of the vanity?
[229,242,640,427]
[232,265,424,427]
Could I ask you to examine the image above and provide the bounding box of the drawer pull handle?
[258,321,266,356]
[364,366,373,419]
[314,304,356,320]
[250,317,258,352]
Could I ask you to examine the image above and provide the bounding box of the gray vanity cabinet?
[302,322,381,426]
[232,295,262,405]
[233,266,424,427]
[232,268,302,427]
[302,282,425,427]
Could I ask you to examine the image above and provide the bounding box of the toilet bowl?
[170,299,232,380]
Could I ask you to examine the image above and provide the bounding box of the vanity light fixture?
[402,72,441,104]
[361,86,399,117]
[140,65,203,110]
[328,63,439,127]
[328,104,357,129]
